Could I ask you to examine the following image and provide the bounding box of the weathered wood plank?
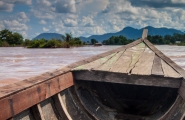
[160,95,185,120]
[0,72,74,120]
[161,60,181,78]
[40,99,58,120]
[152,55,164,76]
[125,42,146,73]
[73,53,117,71]
[109,50,132,73]
[144,39,185,78]
[115,113,145,120]
[131,47,155,75]
[110,43,146,73]
[178,80,185,101]
[31,104,45,120]
[73,71,181,88]
[95,51,124,71]
[142,29,148,39]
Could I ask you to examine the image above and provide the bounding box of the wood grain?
[125,42,146,73]
[131,47,155,75]
[73,53,116,71]
[95,51,124,71]
[144,39,185,78]
[161,60,181,78]
[142,29,148,39]
[73,71,181,88]
[152,55,164,76]
[0,72,74,120]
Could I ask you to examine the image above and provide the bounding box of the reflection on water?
[0,45,185,86]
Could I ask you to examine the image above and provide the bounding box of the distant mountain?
[33,26,183,41]
[33,33,63,40]
[79,26,183,42]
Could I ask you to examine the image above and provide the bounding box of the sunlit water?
[0,45,185,86]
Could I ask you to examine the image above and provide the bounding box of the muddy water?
[0,45,185,86]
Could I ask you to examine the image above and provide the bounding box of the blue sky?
[0,0,185,39]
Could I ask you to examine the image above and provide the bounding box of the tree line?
[0,29,83,48]
[1,29,185,47]
[102,33,185,45]
[0,29,23,47]
[25,33,83,48]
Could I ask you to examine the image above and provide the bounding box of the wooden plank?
[125,42,146,73]
[144,39,185,78]
[142,29,148,39]
[40,99,58,120]
[110,43,146,73]
[178,80,185,100]
[160,95,185,120]
[70,39,143,72]
[73,53,117,71]
[131,47,155,75]
[0,72,74,120]
[161,60,181,78]
[73,71,181,88]
[115,113,145,120]
[31,104,45,120]
[152,55,164,76]
[58,89,93,120]
[110,48,134,73]
[95,51,125,71]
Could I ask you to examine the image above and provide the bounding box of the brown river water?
[0,45,185,86]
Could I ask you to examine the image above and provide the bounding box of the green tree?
[12,32,23,45]
[91,39,98,44]
[62,33,73,48]
[0,29,23,46]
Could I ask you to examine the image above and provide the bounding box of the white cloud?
[64,19,78,27]
[4,20,28,31]
[31,9,55,19]
[81,16,95,27]
[17,12,29,22]
[0,1,14,12]
[39,20,47,24]
[43,27,49,32]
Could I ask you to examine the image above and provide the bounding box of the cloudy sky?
[0,0,185,39]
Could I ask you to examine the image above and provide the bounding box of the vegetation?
[102,35,134,45]
[0,29,23,47]
[1,29,185,47]
[25,34,83,48]
[102,33,185,45]
[91,39,98,44]
[147,33,185,45]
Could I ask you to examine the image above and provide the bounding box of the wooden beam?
[142,29,148,39]
[73,71,182,88]
[31,104,45,120]
[0,72,74,120]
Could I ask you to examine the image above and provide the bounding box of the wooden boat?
[94,43,102,46]
[1,29,185,120]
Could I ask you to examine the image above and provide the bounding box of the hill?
[79,26,183,42]
[33,33,63,40]
[33,26,183,41]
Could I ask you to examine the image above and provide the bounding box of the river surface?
[0,45,185,86]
